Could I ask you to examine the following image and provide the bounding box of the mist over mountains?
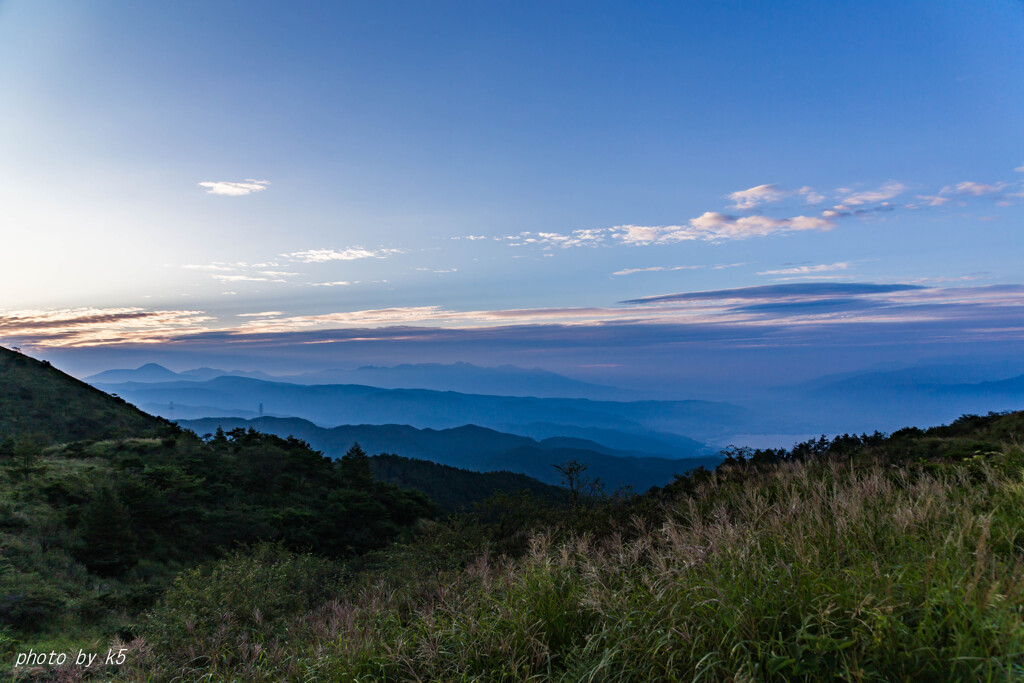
[85,362,635,400]
[90,374,732,454]
[86,358,1024,448]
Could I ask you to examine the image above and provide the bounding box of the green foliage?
[0,345,171,443]
[0,427,437,654]
[144,543,340,672]
[339,441,373,488]
[75,487,138,577]
[370,453,567,512]
[117,411,1024,681]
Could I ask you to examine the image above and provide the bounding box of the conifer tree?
[340,442,373,487]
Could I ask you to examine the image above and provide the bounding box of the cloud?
[836,182,908,207]
[612,265,703,276]
[612,262,746,276]
[197,179,270,196]
[501,230,606,248]
[621,282,922,305]
[308,281,354,287]
[729,297,885,315]
[727,184,788,210]
[182,262,248,271]
[490,171,1020,255]
[614,213,833,245]
[284,248,404,262]
[914,194,949,207]
[797,186,825,204]
[725,184,826,210]
[757,262,850,276]
[11,285,1024,367]
[941,181,1008,197]
[0,308,214,347]
[211,274,285,283]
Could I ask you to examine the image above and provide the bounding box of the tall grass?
[116,452,1024,682]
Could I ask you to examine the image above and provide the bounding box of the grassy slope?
[126,411,1024,682]
[0,347,167,443]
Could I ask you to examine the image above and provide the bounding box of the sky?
[1,0,1023,393]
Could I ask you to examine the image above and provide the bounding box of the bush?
[0,574,66,631]
[143,543,340,671]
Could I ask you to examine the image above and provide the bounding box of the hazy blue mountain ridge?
[93,376,740,448]
[177,416,720,490]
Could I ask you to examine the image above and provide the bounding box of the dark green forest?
[5,346,1024,680]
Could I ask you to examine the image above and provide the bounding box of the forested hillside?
[0,429,435,646]
[6,348,1024,681]
[369,453,567,511]
[179,416,720,490]
[0,346,168,443]
[113,410,1024,682]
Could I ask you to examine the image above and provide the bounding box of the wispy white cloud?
[727,184,826,210]
[941,181,1008,197]
[236,311,284,317]
[797,186,825,204]
[758,262,851,276]
[197,179,270,196]
[211,274,285,283]
[913,194,949,207]
[501,230,606,248]
[182,262,249,271]
[615,213,833,245]
[727,184,788,210]
[284,247,404,262]
[834,182,908,208]
[613,265,703,276]
[308,281,354,287]
[0,308,214,347]
[612,262,746,276]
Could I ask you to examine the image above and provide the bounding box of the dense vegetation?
[0,347,166,444]
[124,411,1024,681]
[0,428,436,655]
[5,349,1024,680]
[370,454,567,512]
[178,416,719,491]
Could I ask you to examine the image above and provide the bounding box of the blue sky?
[1,1,1023,388]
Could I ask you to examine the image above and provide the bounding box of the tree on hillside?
[340,442,373,487]
[554,459,603,508]
[76,487,138,577]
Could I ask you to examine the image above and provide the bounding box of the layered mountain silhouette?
[91,375,743,450]
[85,362,635,399]
[768,362,1024,433]
[178,416,720,491]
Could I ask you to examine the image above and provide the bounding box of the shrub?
[142,543,340,672]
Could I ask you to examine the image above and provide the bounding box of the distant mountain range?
[85,361,635,399]
[765,362,1024,434]
[90,375,744,452]
[178,416,720,491]
[0,346,579,509]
